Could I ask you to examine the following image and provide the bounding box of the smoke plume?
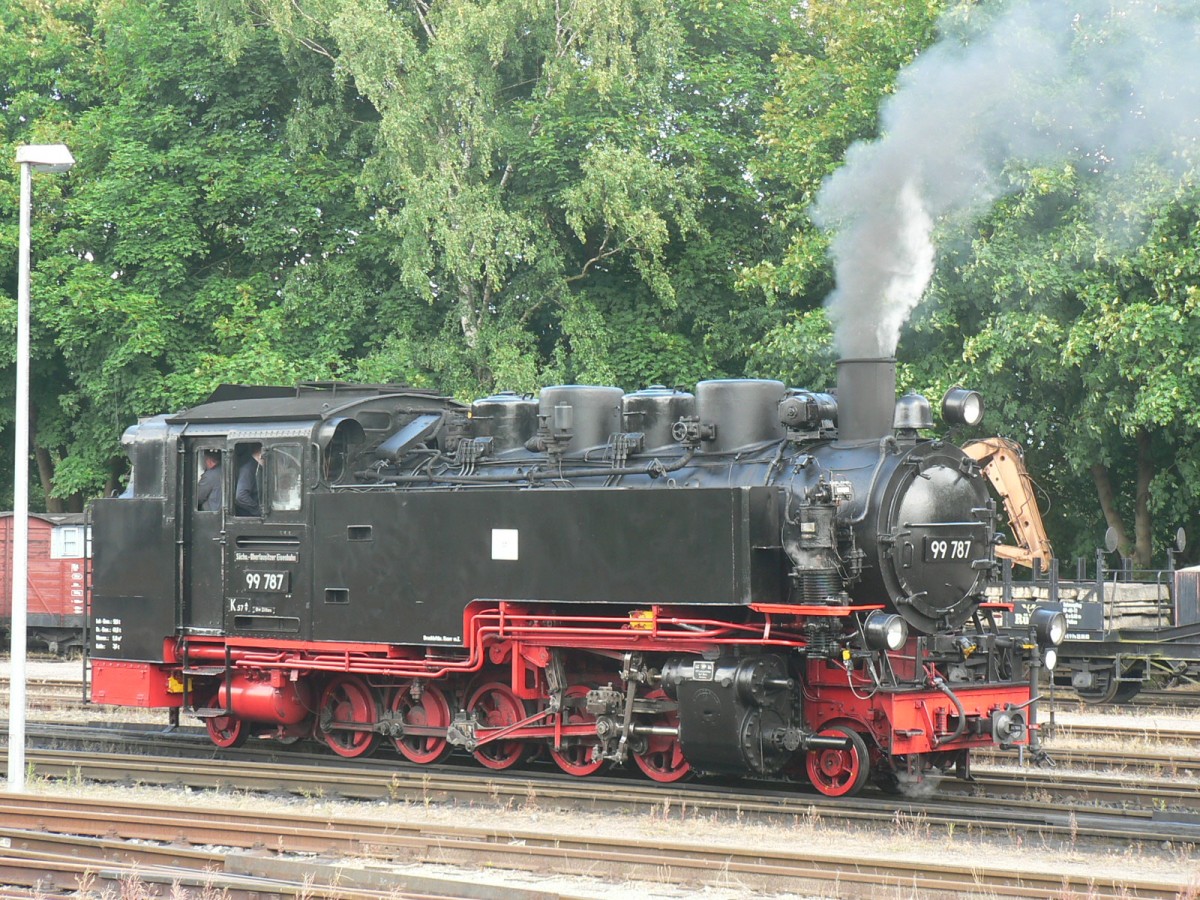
[812,0,1200,358]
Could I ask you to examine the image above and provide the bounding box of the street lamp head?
[16,143,75,174]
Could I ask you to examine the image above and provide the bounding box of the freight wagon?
[0,512,89,655]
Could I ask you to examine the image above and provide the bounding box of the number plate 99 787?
[245,570,290,593]
[923,537,974,562]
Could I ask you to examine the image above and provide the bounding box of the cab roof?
[166,382,460,425]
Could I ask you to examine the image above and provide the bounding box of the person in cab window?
[197,450,222,511]
[235,443,264,516]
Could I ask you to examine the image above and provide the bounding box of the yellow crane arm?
[962,437,1054,569]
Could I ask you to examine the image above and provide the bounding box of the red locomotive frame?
[92,599,1036,795]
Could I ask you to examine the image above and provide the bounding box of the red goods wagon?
[0,512,88,655]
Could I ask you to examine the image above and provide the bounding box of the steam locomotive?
[87,357,1063,796]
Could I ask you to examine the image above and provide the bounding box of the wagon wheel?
[467,682,527,770]
[1075,662,1144,705]
[549,685,605,777]
[205,712,247,749]
[806,725,870,798]
[316,674,380,758]
[1110,679,1143,703]
[391,682,452,765]
[631,689,691,783]
[1073,665,1120,704]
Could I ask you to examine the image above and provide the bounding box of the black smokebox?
[835,357,897,442]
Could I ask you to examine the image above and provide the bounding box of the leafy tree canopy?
[209,0,802,396]
[2,0,800,505]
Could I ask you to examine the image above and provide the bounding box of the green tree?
[4,0,804,506]
[215,0,800,396]
[1,0,382,504]
[745,0,944,313]
[933,163,1200,566]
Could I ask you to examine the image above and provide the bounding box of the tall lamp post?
[9,144,74,792]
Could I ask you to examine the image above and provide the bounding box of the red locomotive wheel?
[806,725,870,798]
[205,712,247,749]
[317,675,380,758]
[549,685,605,777]
[632,689,691,783]
[391,682,452,764]
[468,682,528,770]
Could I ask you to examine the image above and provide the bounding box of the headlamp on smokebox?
[941,387,985,427]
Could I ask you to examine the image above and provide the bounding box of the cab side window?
[233,442,264,517]
[232,441,303,516]
[272,444,303,512]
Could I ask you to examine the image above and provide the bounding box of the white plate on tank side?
[492,528,519,561]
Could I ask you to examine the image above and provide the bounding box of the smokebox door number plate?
[922,537,974,563]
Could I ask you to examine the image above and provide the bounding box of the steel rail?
[976,744,1200,775]
[8,719,1200,807]
[0,794,1191,900]
[0,829,420,900]
[1049,721,1200,746]
[6,742,1200,853]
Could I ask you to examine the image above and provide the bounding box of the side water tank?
[539,385,623,454]
[622,386,696,452]
[695,379,786,453]
[470,391,538,454]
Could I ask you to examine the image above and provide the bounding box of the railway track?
[0,794,562,900]
[0,675,87,711]
[8,677,1200,789]
[15,704,1200,780]
[7,728,1200,851]
[5,708,1200,897]
[1047,687,1200,711]
[976,711,1200,768]
[1004,745,1200,776]
[10,680,1200,798]
[1051,720,1200,744]
[0,791,1193,899]
[1135,688,1200,708]
[11,711,1200,795]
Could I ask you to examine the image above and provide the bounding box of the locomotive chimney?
[835,357,897,443]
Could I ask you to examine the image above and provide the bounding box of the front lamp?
[1030,607,1067,646]
[942,387,985,427]
[864,611,909,652]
